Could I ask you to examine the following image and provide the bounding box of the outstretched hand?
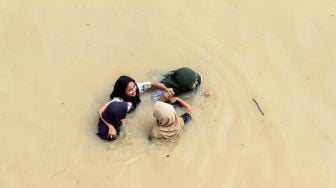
[205,91,212,97]
[163,90,174,100]
[169,96,194,114]
[165,88,175,97]
[108,127,117,139]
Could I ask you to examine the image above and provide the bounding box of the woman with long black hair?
[109,75,174,112]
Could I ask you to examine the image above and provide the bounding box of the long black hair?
[109,76,141,112]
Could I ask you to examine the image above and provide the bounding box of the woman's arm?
[98,105,117,138]
[151,81,175,96]
[169,97,193,114]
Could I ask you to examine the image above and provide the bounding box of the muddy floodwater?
[1,0,336,187]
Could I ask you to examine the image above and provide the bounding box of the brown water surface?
[1,0,336,187]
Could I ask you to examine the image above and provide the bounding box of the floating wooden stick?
[252,98,264,116]
[52,170,66,178]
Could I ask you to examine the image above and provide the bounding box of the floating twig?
[52,170,66,178]
[252,98,264,116]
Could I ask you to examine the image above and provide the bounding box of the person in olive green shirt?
[151,67,211,113]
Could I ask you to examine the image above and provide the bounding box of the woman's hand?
[108,126,117,139]
[205,91,212,97]
[186,105,194,114]
[165,88,175,96]
[169,96,194,114]
[163,91,174,100]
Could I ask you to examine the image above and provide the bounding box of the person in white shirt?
[108,75,174,113]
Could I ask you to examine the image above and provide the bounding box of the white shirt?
[137,81,152,93]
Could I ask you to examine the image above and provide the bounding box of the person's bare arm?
[98,105,117,138]
[169,97,193,114]
[151,81,175,96]
[158,91,174,102]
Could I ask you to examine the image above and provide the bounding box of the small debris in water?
[252,98,264,116]
[166,154,170,158]
[52,169,66,177]
[324,134,328,139]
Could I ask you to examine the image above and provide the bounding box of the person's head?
[110,76,139,98]
[124,80,137,97]
[110,76,141,111]
[150,101,185,140]
[108,101,128,121]
[101,101,128,129]
[153,101,176,127]
[97,101,128,141]
[191,74,202,90]
[162,67,201,95]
